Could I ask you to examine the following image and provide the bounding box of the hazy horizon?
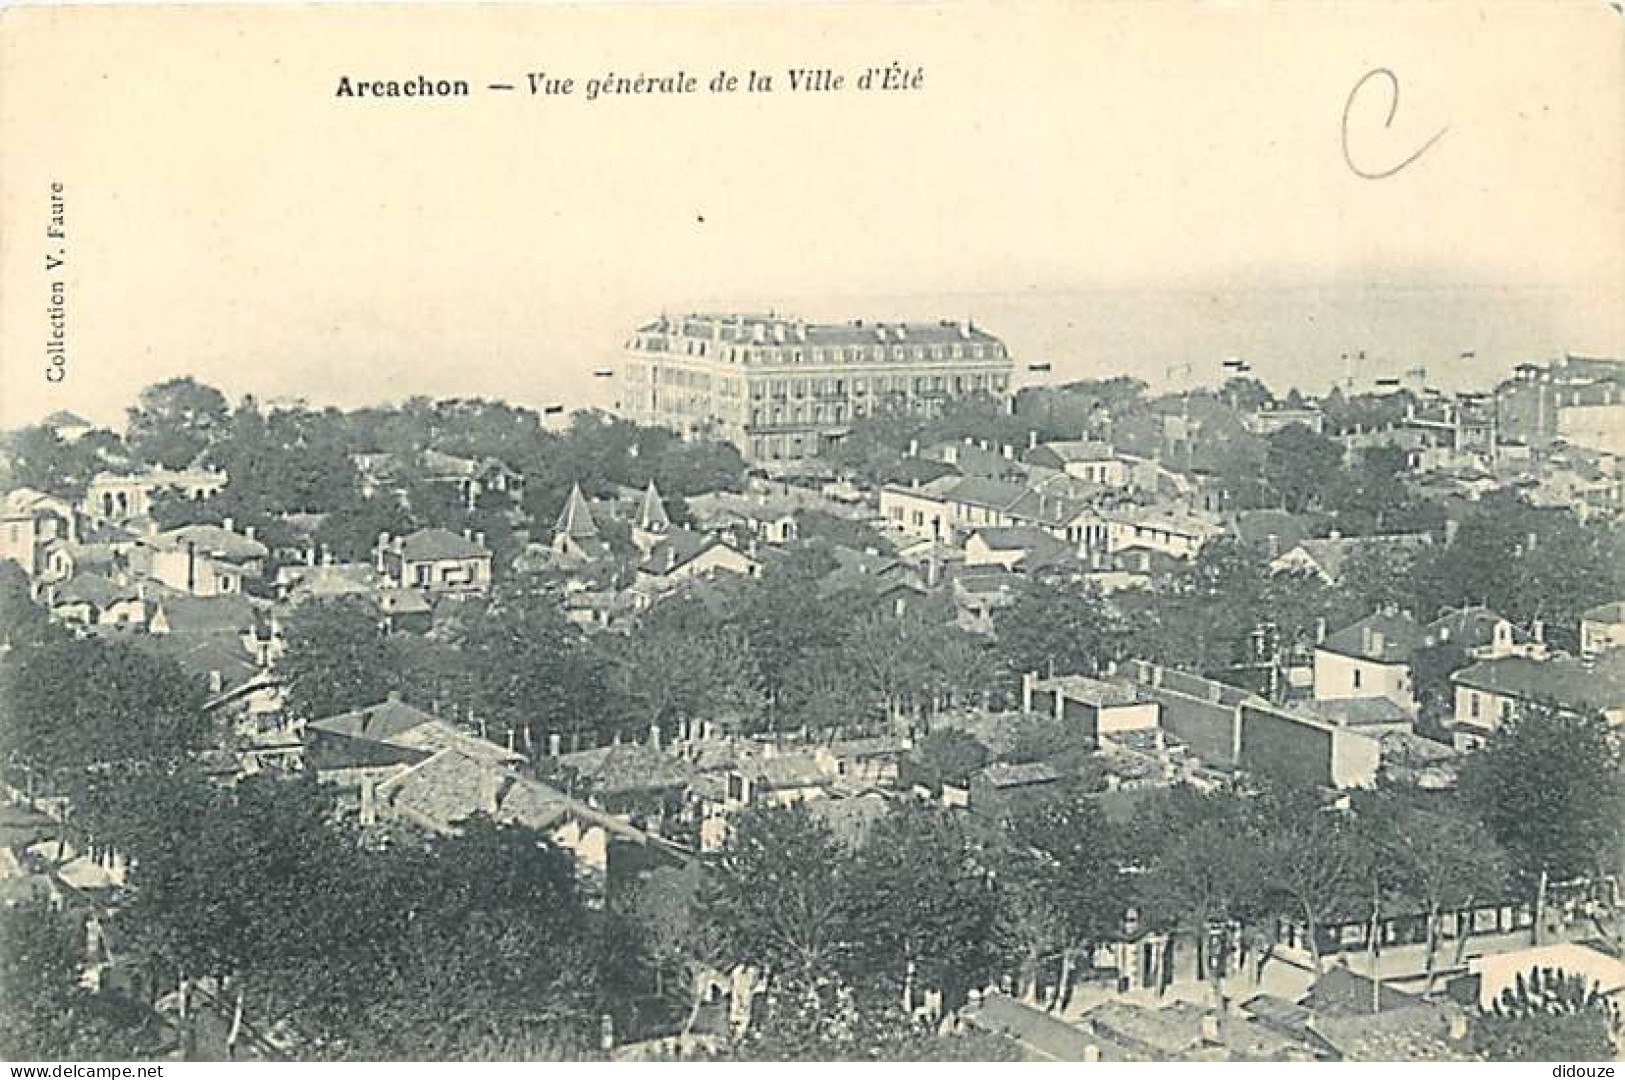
[4,2,1620,432]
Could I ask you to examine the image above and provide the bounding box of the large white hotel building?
[616,313,1015,465]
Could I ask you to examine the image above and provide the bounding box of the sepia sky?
[1,1,1621,430]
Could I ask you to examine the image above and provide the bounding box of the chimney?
[1200,1012,1223,1045]
[244,524,256,543]
[1028,430,1038,451]
[359,777,377,826]
[907,438,919,457]
[222,516,234,534]
[548,732,562,757]
[1446,1011,1468,1041]
[649,724,662,751]
[477,765,501,817]
[474,531,486,549]
[1265,533,1279,559]
[1002,444,1014,460]
[772,322,787,344]
[208,669,223,695]
[306,547,317,567]
[321,545,333,567]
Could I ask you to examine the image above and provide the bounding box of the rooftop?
[1583,600,1625,624]
[1452,652,1625,713]
[397,527,490,563]
[1319,611,1426,664]
[1036,673,1143,708]
[964,993,1128,1062]
[637,313,1006,350]
[977,761,1064,788]
[150,524,267,562]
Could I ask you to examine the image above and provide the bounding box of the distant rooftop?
[635,313,1007,350]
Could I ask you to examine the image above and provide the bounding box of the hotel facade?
[616,314,1014,465]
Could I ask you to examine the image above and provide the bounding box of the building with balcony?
[616,313,1014,466]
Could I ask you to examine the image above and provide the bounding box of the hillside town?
[0,319,1622,1062]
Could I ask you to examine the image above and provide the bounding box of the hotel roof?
[639,313,1006,349]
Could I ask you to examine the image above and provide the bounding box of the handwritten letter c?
[1342,67,1448,180]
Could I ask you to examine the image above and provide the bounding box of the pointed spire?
[637,480,671,534]
[555,483,599,539]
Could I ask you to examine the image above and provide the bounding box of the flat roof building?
[616,313,1014,467]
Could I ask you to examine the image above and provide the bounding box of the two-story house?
[1313,612,1424,712]
[376,527,493,596]
[1580,600,1625,659]
[143,521,267,597]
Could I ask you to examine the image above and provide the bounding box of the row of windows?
[748,373,1006,399]
[640,335,1006,365]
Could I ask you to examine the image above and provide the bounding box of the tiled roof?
[1,487,71,517]
[1582,600,1625,624]
[1310,1004,1473,1062]
[554,484,600,539]
[1423,606,1524,651]
[965,993,1127,1061]
[1301,697,1415,727]
[1319,612,1425,664]
[1082,1000,1207,1057]
[1280,534,1431,580]
[284,562,377,599]
[643,526,723,574]
[556,743,693,794]
[384,720,525,768]
[636,480,671,533]
[1300,966,1421,1018]
[977,761,1063,788]
[123,630,260,692]
[1032,439,1116,464]
[309,696,442,741]
[151,524,267,562]
[1039,674,1142,708]
[496,777,572,830]
[55,573,136,609]
[375,588,433,615]
[1452,653,1625,713]
[944,476,1030,512]
[970,525,1063,552]
[378,749,504,831]
[741,752,826,790]
[1232,509,1317,551]
[153,594,257,636]
[828,544,903,576]
[398,527,489,562]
